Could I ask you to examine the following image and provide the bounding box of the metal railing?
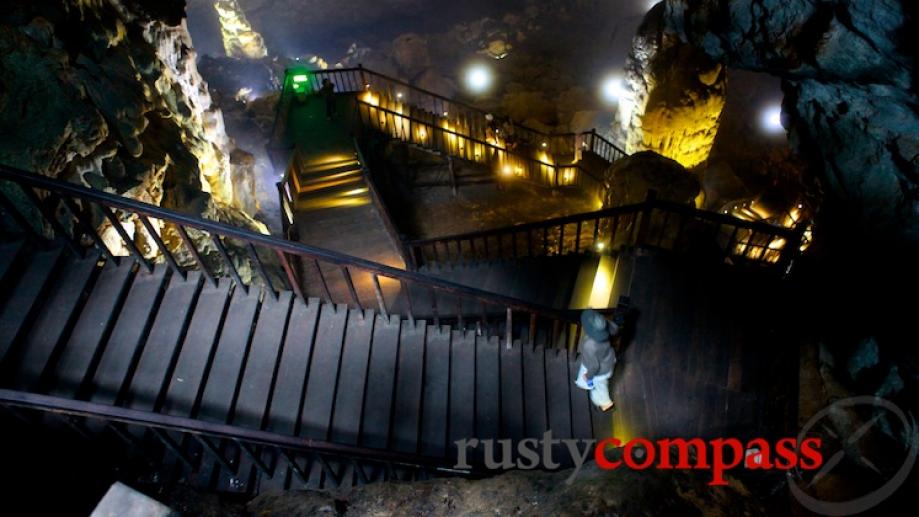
[0,389,469,490]
[353,99,604,193]
[276,66,627,169]
[406,191,807,271]
[0,164,592,349]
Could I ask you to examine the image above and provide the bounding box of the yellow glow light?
[587,255,616,308]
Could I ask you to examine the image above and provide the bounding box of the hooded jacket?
[578,335,616,379]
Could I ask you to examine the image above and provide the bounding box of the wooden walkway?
[0,242,610,492]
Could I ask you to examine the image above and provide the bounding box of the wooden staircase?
[292,155,370,211]
[0,241,609,493]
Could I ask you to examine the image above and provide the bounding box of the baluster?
[528,313,537,347]
[574,220,582,253]
[456,297,465,331]
[247,243,277,299]
[558,224,565,255]
[101,206,152,273]
[756,234,773,261]
[195,435,237,473]
[592,217,601,249]
[139,215,183,277]
[371,274,388,319]
[428,286,440,327]
[657,211,672,247]
[211,234,246,292]
[526,229,534,257]
[340,266,362,312]
[22,188,81,255]
[176,224,216,286]
[505,308,512,350]
[61,196,116,261]
[275,250,304,300]
[0,188,41,242]
[479,302,488,336]
[402,279,415,327]
[511,232,518,259]
[542,226,549,256]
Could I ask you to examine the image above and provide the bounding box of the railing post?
[635,190,658,247]
[777,223,807,273]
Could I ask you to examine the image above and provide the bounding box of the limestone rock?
[621,4,727,170]
[248,459,766,516]
[0,0,267,244]
[604,151,701,208]
[656,0,919,246]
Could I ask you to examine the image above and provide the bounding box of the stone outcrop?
[654,0,919,246]
[621,3,727,170]
[0,0,266,249]
[214,0,267,59]
[604,151,701,208]
[243,459,767,517]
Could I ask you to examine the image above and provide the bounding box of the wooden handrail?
[294,66,628,164]
[0,389,470,472]
[0,164,581,323]
[353,99,605,187]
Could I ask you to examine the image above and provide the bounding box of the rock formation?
[0,0,266,274]
[621,3,727,170]
[242,459,767,516]
[604,151,701,207]
[214,0,267,59]
[651,0,919,246]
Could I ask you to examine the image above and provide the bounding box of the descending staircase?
[0,165,612,496]
[0,242,608,493]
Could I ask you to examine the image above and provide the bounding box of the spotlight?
[602,75,628,104]
[761,104,784,134]
[465,64,493,94]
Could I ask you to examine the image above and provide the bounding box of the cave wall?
[622,4,727,170]
[656,0,918,246]
[0,0,265,238]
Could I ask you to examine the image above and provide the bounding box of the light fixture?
[502,165,513,176]
[596,242,605,251]
[541,142,548,148]
[602,75,628,104]
[464,64,493,94]
[761,104,784,134]
[397,92,403,99]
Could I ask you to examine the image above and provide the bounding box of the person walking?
[319,78,336,119]
[574,309,619,411]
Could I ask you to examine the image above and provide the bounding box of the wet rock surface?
[603,151,701,208]
[245,460,767,517]
[622,4,727,170]
[656,0,919,246]
[0,0,266,240]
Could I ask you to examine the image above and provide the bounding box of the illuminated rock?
[214,0,268,60]
[621,4,726,170]
[656,0,919,245]
[603,151,700,208]
[0,1,267,246]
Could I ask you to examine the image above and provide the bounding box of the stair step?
[295,194,371,211]
[296,175,364,194]
[298,163,363,180]
[4,250,98,390]
[299,159,360,174]
[0,245,67,365]
[296,168,362,186]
